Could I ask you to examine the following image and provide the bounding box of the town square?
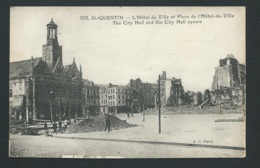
[9,7,246,158]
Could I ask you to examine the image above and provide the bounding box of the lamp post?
[49,90,54,122]
[142,93,145,121]
[158,75,161,134]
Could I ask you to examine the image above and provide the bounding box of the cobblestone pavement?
[57,113,245,149]
[9,134,245,158]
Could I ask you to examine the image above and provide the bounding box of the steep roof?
[64,64,72,74]
[226,54,235,59]
[10,57,41,79]
[64,60,81,78]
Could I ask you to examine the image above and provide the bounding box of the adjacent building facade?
[99,85,108,114]
[83,79,100,116]
[142,83,157,109]
[107,84,127,113]
[129,78,157,111]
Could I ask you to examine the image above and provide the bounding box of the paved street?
[9,134,244,158]
[9,113,245,158]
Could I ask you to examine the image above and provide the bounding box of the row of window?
[87,89,99,96]
[101,94,108,99]
[108,88,132,94]
[108,101,115,106]
[107,100,125,106]
[101,100,107,105]
[88,99,99,105]
[107,94,132,100]
[108,95,115,100]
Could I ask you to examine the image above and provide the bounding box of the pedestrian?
[53,122,57,134]
[64,119,68,130]
[104,116,111,132]
[58,120,62,131]
[44,122,48,134]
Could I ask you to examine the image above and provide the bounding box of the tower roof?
[47,18,58,27]
[226,54,235,59]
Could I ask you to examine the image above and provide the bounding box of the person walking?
[104,116,111,132]
[58,120,62,131]
[44,122,48,134]
[53,122,57,134]
[64,119,68,130]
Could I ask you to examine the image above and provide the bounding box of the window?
[118,95,120,99]
[122,95,124,99]
[119,101,121,104]
[113,95,115,99]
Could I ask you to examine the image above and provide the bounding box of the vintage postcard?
[9,7,245,158]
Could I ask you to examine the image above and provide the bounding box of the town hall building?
[9,19,84,124]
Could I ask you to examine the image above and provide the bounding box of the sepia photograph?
[9,7,246,158]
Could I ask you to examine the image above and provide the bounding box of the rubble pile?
[65,114,137,134]
[145,104,245,115]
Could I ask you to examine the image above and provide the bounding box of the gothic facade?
[9,19,84,123]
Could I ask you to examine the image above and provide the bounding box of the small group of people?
[44,119,69,134]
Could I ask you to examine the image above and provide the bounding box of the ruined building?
[9,19,84,123]
[211,54,246,91]
[159,71,185,107]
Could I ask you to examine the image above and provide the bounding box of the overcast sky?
[10,7,245,92]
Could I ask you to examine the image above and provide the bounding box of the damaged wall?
[211,55,245,91]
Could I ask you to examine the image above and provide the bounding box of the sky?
[10,7,245,92]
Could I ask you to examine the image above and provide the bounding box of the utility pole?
[158,75,161,134]
[143,103,145,121]
[142,88,145,121]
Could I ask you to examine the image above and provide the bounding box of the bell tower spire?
[42,18,63,72]
[46,18,58,45]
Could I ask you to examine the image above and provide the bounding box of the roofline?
[10,57,41,64]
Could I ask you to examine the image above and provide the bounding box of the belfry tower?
[42,18,63,72]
